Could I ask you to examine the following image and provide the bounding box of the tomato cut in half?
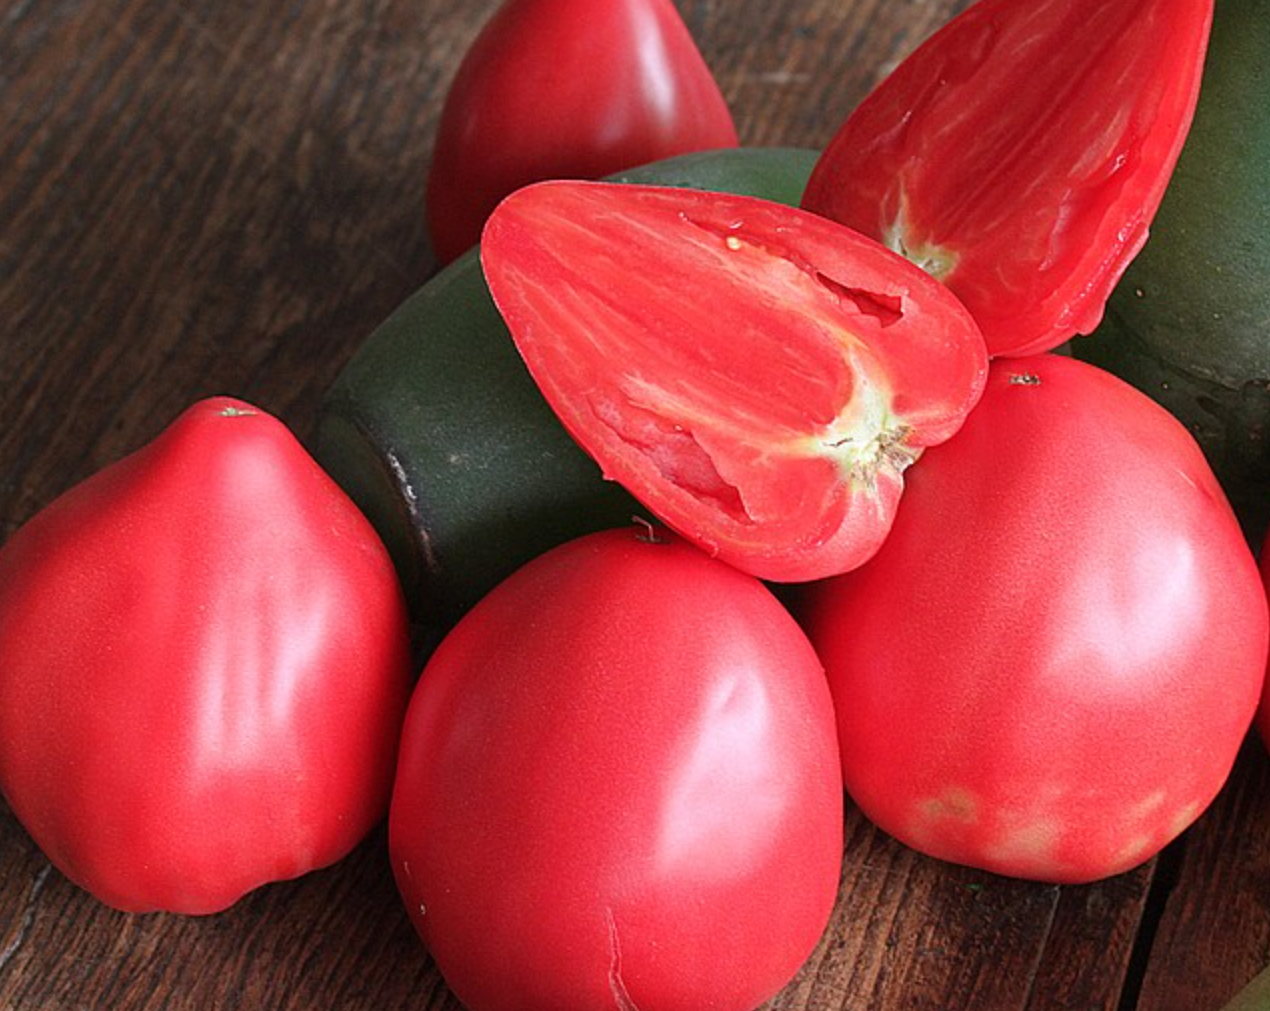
[801,0,1213,358]
[480,180,988,582]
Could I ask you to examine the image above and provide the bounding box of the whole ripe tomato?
[480,179,988,583]
[425,0,739,264]
[0,398,413,914]
[797,354,1269,884]
[389,526,843,1011]
[802,0,1212,358]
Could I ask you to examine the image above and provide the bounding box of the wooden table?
[2,1,1267,1008]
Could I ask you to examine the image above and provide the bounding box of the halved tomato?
[480,180,988,582]
[801,0,1212,358]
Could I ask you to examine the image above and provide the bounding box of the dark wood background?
[2,1,1268,1008]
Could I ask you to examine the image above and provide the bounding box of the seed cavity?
[815,271,905,327]
[588,395,751,525]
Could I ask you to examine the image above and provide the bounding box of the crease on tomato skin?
[605,907,640,1011]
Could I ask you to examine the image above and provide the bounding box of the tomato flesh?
[802,0,1213,358]
[481,180,988,582]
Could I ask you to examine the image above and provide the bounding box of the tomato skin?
[798,355,1268,884]
[0,398,413,914]
[1258,539,1270,751]
[481,180,988,583]
[389,527,843,1011]
[802,0,1212,358]
[425,0,738,264]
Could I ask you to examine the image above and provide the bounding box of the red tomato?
[801,0,1212,358]
[0,398,413,913]
[425,0,739,264]
[389,526,843,1011]
[797,354,1268,884]
[1258,542,1270,749]
[480,180,988,583]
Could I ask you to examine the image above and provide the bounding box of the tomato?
[1258,536,1270,750]
[480,180,988,583]
[0,398,413,914]
[425,0,738,264]
[797,354,1268,884]
[801,0,1212,359]
[389,526,843,1011]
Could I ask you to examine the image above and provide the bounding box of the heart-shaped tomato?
[0,398,413,913]
[798,355,1268,884]
[389,526,843,1011]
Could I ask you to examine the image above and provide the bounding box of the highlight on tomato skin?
[479,179,989,583]
[801,0,1213,358]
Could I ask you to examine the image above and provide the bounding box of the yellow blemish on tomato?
[1111,834,1154,872]
[1130,790,1167,820]
[1168,799,1202,839]
[918,785,979,824]
[992,817,1061,870]
[1111,793,1194,874]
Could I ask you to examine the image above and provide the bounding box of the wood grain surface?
[2,1,1268,1009]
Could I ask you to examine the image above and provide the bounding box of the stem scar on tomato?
[1009,373,1043,386]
